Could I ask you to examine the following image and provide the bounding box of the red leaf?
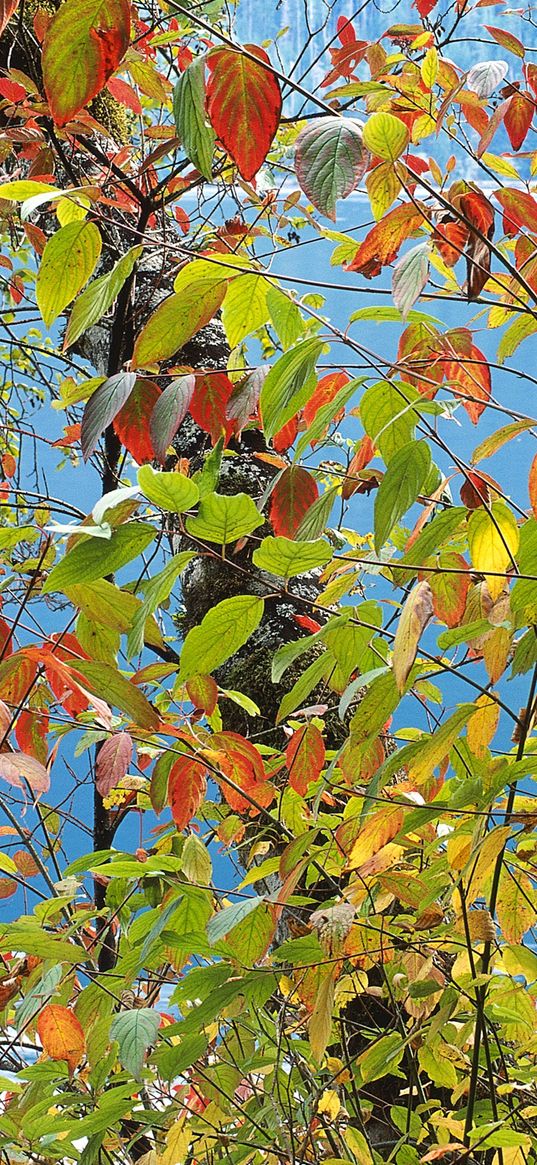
[337,15,357,44]
[460,470,499,509]
[113,378,160,465]
[269,466,318,537]
[292,615,322,634]
[347,203,426,277]
[206,45,282,181]
[495,188,537,237]
[303,371,350,434]
[285,723,325,796]
[414,0,437,15]
[15,709,48,765]
[0,617,12,658]
[503,91,533,150]
[0,651,38,707]
[0,0,19,37]
[0,78,26,103]
[273,415,299,453]
[168,755,207,830]
[443,343,491,424]
[432,217,468,267]
[190,372,234,444]
[107,75,142,114]
[96,732,133,796]
[43,0,131,127]
[211,731,274,815]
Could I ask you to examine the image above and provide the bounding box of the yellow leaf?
[318,1089,341,1118]
[421,47,438,88]
[160,1120,191,1165]
[36,221,102,328]
[346,804,404,870]
[467,693,500,758]
[467,502,519,601]
[392,579,433,693]
[496,868,535,943]
[309,971,335,1063]
[466,826,511,899]
[366,161,400,221]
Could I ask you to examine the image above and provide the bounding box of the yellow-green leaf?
[36,221,102,327]
[362,112,409,162]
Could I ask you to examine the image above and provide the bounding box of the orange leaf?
[504,91,533,150]
[443,343,491,423]
[186,674,218,716]
[269,466,318,538]
[37,1004,85,1073]
[113,378,161,465]
[346,203,426,277]
[495,188,537,237]
[206,45,282,182]
[303,371,349,437]
[273,415,299,453]
[0,0,19,37]
[15,709,48,765]
[285,723,326,796]
[168,755,207,830]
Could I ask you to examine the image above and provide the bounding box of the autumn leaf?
[0,752,49,796]
[347,203,426,277]
[96,732,133,796]
[529,453,537,519]
[113,378,161,465]
[190,373,234,443]
[443,343,491,424]
[150,375,195,465]
[392,580,433,693]
[467,501,519,600]
[504,92,533,150]
[37,1004,85,1073]
[206,45,282,181]
[0,0,19,37]
[269,466,318,538]
[168,755,207,831]
[42,0,131,126]
[392,243,430,319]
[285,723,326,796]
[467,693,499,759]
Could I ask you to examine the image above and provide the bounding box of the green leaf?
[179,595,264,682]
[173,57,215,179]
[0,525,39,551]
[363,112,409,161]
[63,246,142,350]
[357,1032,405,1082]
[497,314,537,364]
[185,492,263,544]
[0,921,85,964]
[110,1008,160,1079]
[252,535,331,579]
[222,273,270,348]
[266,286,304,349]
[360,379,420,462]
[392,243,430,319]
[126,551,194,658]
[132,282,226,369]
[138,464,199,513]
[349,306,442,327]
[70,660,159,730]
[397,507,467,575]
[295,116,367,220]
[43,522,155,594]
[206,895,263,945]
[81,371,136,461]
[295,487,337,540]
[36,221,102,327]
[277,652,331,723]
[374,440,431,551]
[260,339,324,440]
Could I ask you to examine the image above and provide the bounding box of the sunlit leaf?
[179,595,264,682]
[206,45,282,181]
[43,0,130,126]
[173,56,215,179]
[36,1005,85,1074]
[36,221,102,328]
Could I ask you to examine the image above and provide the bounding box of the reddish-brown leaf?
[0,0,19,37]
[443,344,491,423]
[96,732,133,796]
[210,731,274,815]
[285,723,326,796]
[15,709,48,765]
[37,1004,85,1073]
[186,674,218,716]
[432,216,468,267]
[346,203,426,277]
[529,452,537,518]
[190,373,234,444]
[206,45,282,182]
[485,25,525,58]
[504,92,533,150]
[460,470,500,510]
[495,188,537,237]
[113,378,161,465]
[168,755,207,830]
[269,466,318,538]
[43,0,131,127]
